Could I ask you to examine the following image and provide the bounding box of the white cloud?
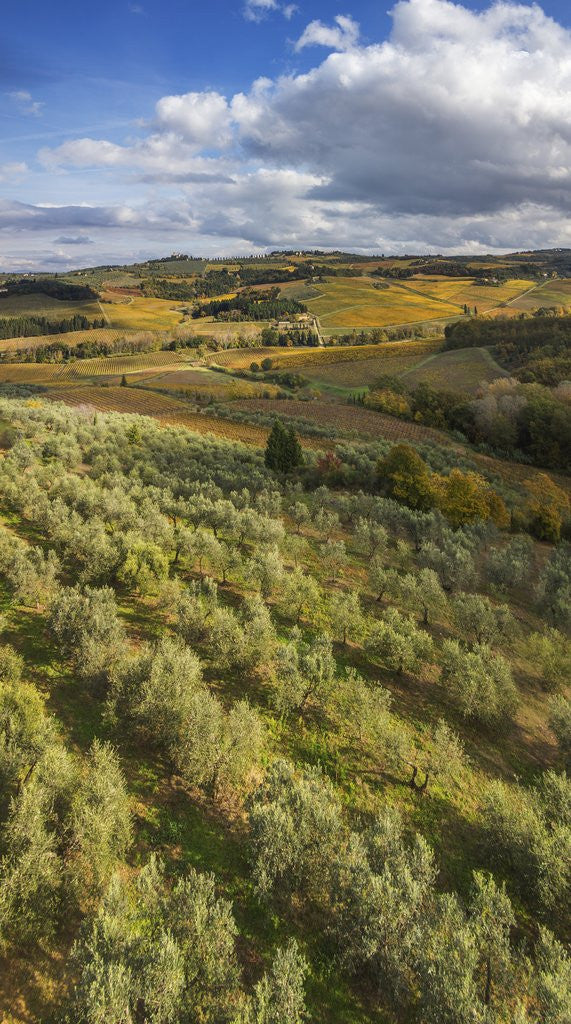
[13,0,571,260]
[244,0,279,22]
[243,0,297,22]
[0,162,28,183]
[154,91,232,148]
[7,90,44,116]
[294,14,360,51]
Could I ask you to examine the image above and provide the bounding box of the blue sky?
[1,0,571,268]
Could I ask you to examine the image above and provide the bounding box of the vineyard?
[136,367,280,401]
[304,277,460,331]
[43,387,325,450]
[298,341,443,389]
[0,363,68,384]
[176,320,270,339]
[56,350,184,380]
[46,386,194,417]
[231,398,448,443]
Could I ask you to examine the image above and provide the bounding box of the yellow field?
[175,320,269,339]
[104,297,186,330]
[204,346,280,368]
[507,278,571,312]
[406,277,532,312]
[0,363,67,384]
[56,350,184,381]
[304,277,459,330]
[297,341,442,389]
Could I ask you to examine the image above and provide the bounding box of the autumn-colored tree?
[525,473,570,542]
[376,444,435,511]
[434,469,508,529]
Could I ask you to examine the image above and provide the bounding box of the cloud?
[154,91,232,148]
[16,0,571,258]
[53,234,94,245]
[7,90,44,116]
[243,0,297,22]
[294,14,360,51]
[0,162,28,183]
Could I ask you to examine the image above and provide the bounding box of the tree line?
[0,313,106,340]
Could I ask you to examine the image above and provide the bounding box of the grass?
[104,296,187,330]
[0,292,102,320]
[508,278,571,312]
[298,340,442,392]
[401,346,508,394]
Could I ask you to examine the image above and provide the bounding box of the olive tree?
[367,609,433,676]
[248,760,343,900]
[452,593,516,648]
[271,630,336,716]
[440,640,517,725]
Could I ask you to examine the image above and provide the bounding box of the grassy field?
[397,276,533,312]
[297,341,443,391]
[507,277,571,312]
[104,296,187,330]
[0,292,102,320]
[401,346,508,394]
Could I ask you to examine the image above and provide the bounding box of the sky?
[1,0,571,270]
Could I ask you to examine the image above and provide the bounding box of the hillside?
[0,251,569,1024]
[0,396,569,1024]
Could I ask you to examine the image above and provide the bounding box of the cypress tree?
[264,420,302,472]
[284,426,302,470]
[265,420,287,471]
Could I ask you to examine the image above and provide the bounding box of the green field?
[401,346,509,394]
[0,291,102,320]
